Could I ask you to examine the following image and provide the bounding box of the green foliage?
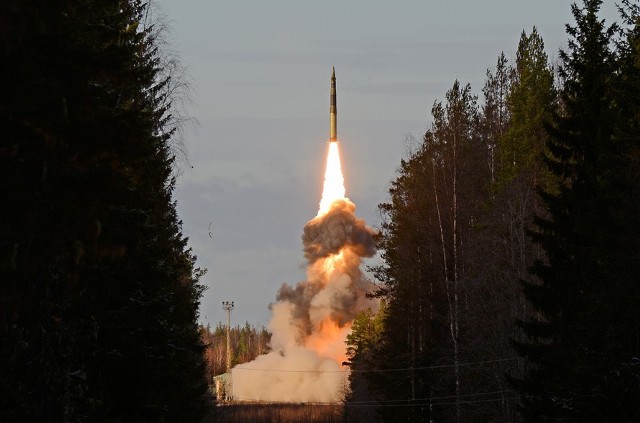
[482,52,512,182]
[514,1,640,421]
[0,1,208,421]
[497,27,557,192]
[346,306,385,364]
[343,306,385,423]
[475,32,558,414]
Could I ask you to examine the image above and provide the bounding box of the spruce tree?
[0,1,208,421]
[514,1,640,421]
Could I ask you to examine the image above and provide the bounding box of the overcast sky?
[155,0,620,327]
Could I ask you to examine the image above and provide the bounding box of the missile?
[330,66,337,142]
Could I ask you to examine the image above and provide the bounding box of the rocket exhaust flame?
[231,69,377,403]
[318,142,345,216]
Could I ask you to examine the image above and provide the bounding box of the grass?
[207,402,345,423]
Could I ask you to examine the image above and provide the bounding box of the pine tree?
[514,1,640,421]
[471,30,558,405]
[498,27,556,191]
[370,81,487,422]
[481,52,512,183]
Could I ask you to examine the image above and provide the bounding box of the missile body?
[330,67,337,142]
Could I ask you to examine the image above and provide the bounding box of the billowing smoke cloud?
[303,199,376,262]
[232,197,376,402]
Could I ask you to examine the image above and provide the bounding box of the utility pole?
[222,301,234,401]
[222,301,234,373]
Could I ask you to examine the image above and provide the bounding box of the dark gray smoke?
[302,199,376,262]
[273,198,377,335]
[274,280,323,342]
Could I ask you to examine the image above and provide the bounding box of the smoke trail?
[232,145,376,403]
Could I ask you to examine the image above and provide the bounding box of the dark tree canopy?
[514,1,640,421]
[0,1,208,421]
[346,3,639,423]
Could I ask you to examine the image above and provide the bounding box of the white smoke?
[231,198,376,402]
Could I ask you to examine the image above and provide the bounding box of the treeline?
[0,1,208,421]
[200,322,270,381]
[347,1,639,422]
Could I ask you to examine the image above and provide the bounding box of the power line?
[369,357,520,372]
[231,357,520,373]
[345,396,519,408]
[346,389,515,405]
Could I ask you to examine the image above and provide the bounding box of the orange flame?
[305,317,351,365]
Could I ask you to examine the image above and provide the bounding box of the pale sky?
[156,0,620,327]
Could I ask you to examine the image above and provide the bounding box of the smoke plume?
[232,194,376,403]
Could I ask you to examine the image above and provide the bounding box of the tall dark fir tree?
[514,1,640,421]
[0,1,208,421]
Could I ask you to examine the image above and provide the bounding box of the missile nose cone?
[332,66,335,79]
